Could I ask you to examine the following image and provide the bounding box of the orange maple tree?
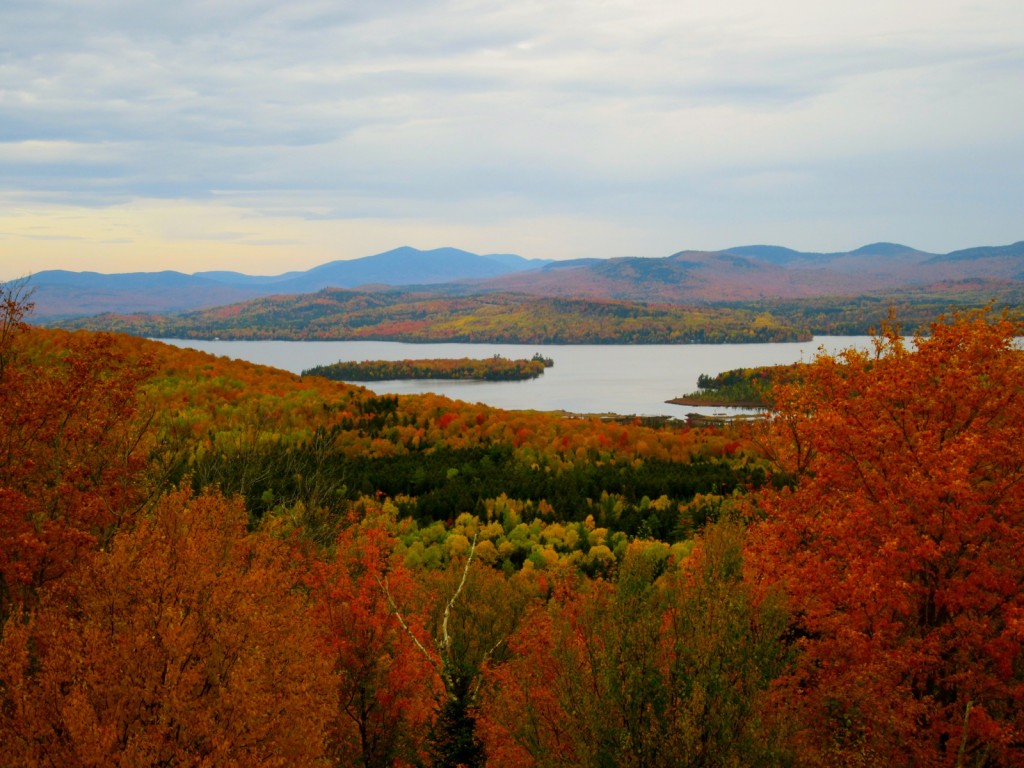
[0,489,335,766]
[0,285,157,620]
[749,310,1024,766]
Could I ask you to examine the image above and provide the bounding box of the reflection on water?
[155,337,873,418]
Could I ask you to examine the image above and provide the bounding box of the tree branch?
[377,575,440,674]
[440,533,477,658]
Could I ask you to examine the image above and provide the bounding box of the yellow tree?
[481,529,792,768]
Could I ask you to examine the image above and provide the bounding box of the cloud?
[0,0,1022,276]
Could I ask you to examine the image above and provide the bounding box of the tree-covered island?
[303,354,554,382]
[668,364,798,408]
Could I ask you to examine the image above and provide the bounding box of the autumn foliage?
[0,302,156,620]
[750,310,1024,766]
[4,277,1024,767]
[481,526,792,768]
[62,290,808,344]
[0,489,334,766]
[308,509,438,767]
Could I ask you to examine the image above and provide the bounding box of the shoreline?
[665,396,766,409]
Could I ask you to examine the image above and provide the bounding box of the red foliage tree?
[0,286,156,620]
[750,311,1024,766]
[309,509,437,767]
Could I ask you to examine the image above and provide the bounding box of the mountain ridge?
[21,246,552,320]
[18,240,1024,320]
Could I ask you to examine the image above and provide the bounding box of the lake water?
[156,337,873,418]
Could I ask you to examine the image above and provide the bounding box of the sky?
[1,0,1022,280]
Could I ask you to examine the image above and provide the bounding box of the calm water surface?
[156,337,873,418]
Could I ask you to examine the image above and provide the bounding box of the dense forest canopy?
[55,290,810,344]
[50,278,1024,344]
[668,364,799,408]
[2,279,1022,767]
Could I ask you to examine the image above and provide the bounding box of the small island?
[303,354,554,382]
[668,364,797,409]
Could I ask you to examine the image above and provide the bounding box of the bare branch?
[955,700,973,768]
[377,575,440,674]
[0,277,35,377]
[469,634,509,705]
[440,533,477,657]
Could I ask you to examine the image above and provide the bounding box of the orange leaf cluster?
[0,490,335,766]
[749,310,1024,766]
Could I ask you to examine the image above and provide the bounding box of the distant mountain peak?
[848,242,919,257]
[24,246,549,320]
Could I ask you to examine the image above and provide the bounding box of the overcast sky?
[1,0,1022,279]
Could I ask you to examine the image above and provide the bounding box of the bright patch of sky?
[1,0,1022,278]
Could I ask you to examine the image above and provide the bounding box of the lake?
[155,337,873,418]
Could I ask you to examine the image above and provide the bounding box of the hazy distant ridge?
[24,247,551,319]
[925,241,1024,263]
[274,246,544,292]
[20,240,1024,320]
[722,242,928,265]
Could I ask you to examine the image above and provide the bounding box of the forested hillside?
[59,290,808,343]
[2,282,1022,767]
[56,279,1024,344]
